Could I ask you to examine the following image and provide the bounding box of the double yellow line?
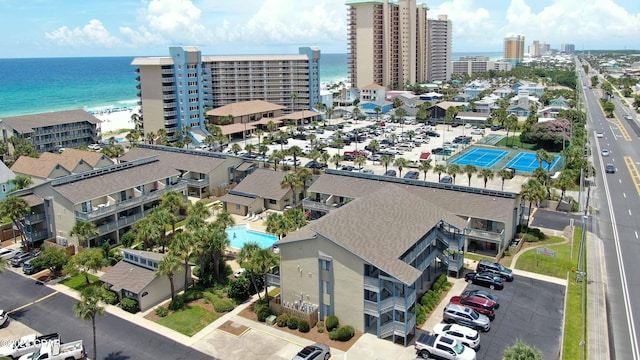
[624,156,640,196]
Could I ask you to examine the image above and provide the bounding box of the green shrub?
[317,321,324,333]
[121,298,139,313]
[329,325,355,341]
[255,303,271,322]
[168,295,185,311]
[287,317,299,330]
[416,304,426,325]
[522,233,539,242]
[102,290,119,305]
[192,265,200,277]
[325,315,339,331]
[276,313,289,327]
[298,319,310,333]
[213,299,234,313]
[155,306,168,317]
[182,289,203,302]
[204,291,221,305]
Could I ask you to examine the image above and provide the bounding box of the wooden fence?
[269,296,318,328]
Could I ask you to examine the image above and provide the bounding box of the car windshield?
[497,263,506,271]
[453,341,465,354]
[468,309,479,320]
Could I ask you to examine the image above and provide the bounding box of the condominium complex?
[132,46,320,142]
[427,15,452,82]
[561,44,575,54]
[346,0,429,89]
[451,56,513,76]
[504,34,525,66]
[529,40,551,57]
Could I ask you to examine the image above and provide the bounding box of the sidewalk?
[586,231,609,358]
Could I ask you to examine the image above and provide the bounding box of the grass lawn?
[60,273,100,291]
[496,136,538,150]
[156,305,220,336]
[514,235,574,279]
[562,227,587,360]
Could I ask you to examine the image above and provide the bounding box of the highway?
[580,63,640,359]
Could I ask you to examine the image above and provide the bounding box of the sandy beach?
[92,106,138,134]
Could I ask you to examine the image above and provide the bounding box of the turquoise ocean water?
[0,51,501,118]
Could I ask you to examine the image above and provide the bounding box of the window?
[320,259,331,271]
[322,280,330,294]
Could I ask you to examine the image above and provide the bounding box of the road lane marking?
[624,157,640,197]
[635,231,638,239]
[7,291,59,314]
[630,210,633,216]
[624,193,627,198]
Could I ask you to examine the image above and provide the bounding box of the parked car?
[449,295,496,320]
[0,247,20,260]
[443,303,491,332]
[464,272,504,290]
[0,309,8,328]
[606,164,616,173]
[414,333,476,360]
[10,251,39,267]
[23,258,44,275]
[304,160,327,169]
[233,268,246,278]
[384,170,397,177]
[440,175,453,184]
[292,343,331,360]
[432,323,481,350]
[476,260,514,281]
[461,289,500,309]
[87,143,101,151]
[404,171,420,179]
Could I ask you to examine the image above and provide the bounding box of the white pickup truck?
[18,339,85,360]
[414,333,476,360]
[0,333,60,359]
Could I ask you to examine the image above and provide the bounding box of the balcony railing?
[464,228,504,243]
[183,178,210,188]
[24,229,49,242]
[301,198,340,213]
[364,276,380,292]
[95,210,151,234]
[266,274,280,287]
[75,182,187,221]
[379,315,415,338]
[24,213,46,225]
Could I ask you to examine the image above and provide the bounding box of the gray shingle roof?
[0,162,16,183]
[219,193,256,206]
[232,169,290,200]
[119,146,228,174]
[1,110,100,134]
[100,260,157,294]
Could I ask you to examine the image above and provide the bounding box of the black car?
[464,272,504,290]
[425,131,441,137]
[403,171,419,179]
[432,147,444,155]
[273,138,289,145]
[304,160,327,169]
[384,169,397,177]
[605,164,616,173]
[476,259,514,281]
[342,154,355,161]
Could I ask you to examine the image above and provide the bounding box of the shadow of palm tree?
[103,351,130,360]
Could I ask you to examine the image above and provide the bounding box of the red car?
[450,295,496,320]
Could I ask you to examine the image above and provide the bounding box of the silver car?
[292,343,331,360]
[443,303,491,332]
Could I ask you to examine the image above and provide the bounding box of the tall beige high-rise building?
[346,0,428,89]
[427,14,452,82]
[504,34,525,66]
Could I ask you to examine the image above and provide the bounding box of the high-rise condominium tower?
[427,14,452,82]
[504,34,525,66]
[346,0,428,89]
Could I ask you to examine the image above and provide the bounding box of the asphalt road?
[580,65,640,359]
[0,270,213,360]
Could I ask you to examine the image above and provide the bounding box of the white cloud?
[428,0,498,50]
[45,19,122,47]
[140,0,211,44]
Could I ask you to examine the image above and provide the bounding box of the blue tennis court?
[449,148,509,168]
[504,152,560,172]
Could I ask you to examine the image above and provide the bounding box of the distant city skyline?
[0,0,639,58]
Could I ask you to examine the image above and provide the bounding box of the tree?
[503,339,543,360]
[244,143,256,157]
[497,168,514,191]
[354,155,367,170]
[463,164,477,186]
[231,143,242,155]
[265,212,291,240]
[296,167,314,195]
[70,221,99,248]
[373,107,381,122]
[418,160,433,180]
[287,145,304,171]
[367,139,380,156]
[185,201,210,232]
[160,190,185,234]
[320,152,330,167]
[555,172,575,199]
[149,207,174,253]
[331,154,343,169]
[446,164,462,184]
[30,246,70,278]
[477,168,495,188]
[74,286,107,360]
[156,252,182,302]
[281,172,302,207]
[64,248,105,284]
[521,179,545,226]
[250,248,279,301]
[535,149,552,170]
[506,114,519,147]
[433,164,447,181]
[133,217,161,250]
[380,155,393,173]
[196,220,230,283]
[9,175,34,192]
[0,196,30,246]
[393,157,409,177]
[270,149,284,171]
[237,242,263,298]
[171,231,194,290]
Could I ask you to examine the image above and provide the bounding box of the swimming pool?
[226,225,278,249]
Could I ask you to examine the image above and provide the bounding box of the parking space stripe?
[624,156,640,197]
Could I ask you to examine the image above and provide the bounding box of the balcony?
[183,178,210,188]
[135,76,140,81]
[464,228,504,243]
[161,77,175,83]
[24,213,46,225]
[95,210,152,234]
[364,276,380,292]
[163,94,176,100]
[163,102,177,109]
[161,68,174,74]
[266,273,280,287]
[74,182,188,221]
[379,315,416,338]
[24,229,49,242]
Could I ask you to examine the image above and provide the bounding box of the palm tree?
[535,149,551,170]
[70,221,99,248]
[171,231,194,290]
[320,152,330,167]
[433,164,447,181]
[373,107,382,122]
[266,120,277,140]
[418,160,432,180]
[156,252,182,302]
[393,157,409,177]
[237,241,263,298]
[198,221,229,281]
[555,172,574,199]
[270,149,284,171]
[231,143,242,155]
[395,107,407,135]
[133,217,161,250]
[281,172,302,207]
[111,144,125,164]
[245,143,256,157]
[288,145,304,171]
[503,339,543,360]
[380,155,393,173]
[290,92,298,111]
[331,154,343,169]
[160,190,184,234]
[367,139,380,156]
[325,107,334,125]
[354,155,367,170]
[506,114,518,147]
[251,248,279,301]
[463,164,477,186]
[277,130,288,151]
[446,164,462,184]
[145,131,156,145]
[149,207,174,253]
[296,167,314,195]
[74,286,107,360]
[9,175,34,192]
[185,201,211,232]
[255,129,264,146]
[477,168,495,188]
[497,168,515,191]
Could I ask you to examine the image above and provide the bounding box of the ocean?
[0,51,501,118]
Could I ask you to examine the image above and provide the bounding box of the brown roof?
[39,152,85,172]
[10,156,72,179]
[60,148,113,167]
[361,83,386,90]
[274,110,321,121]
[119,145,228,174]
[254,117,285,126]
[206,100,286,117]
[20,194,44,207]
[306,173,517,225]
[52,160,180,204]
[1,110,101,134]
[279,185,468,285]
[216,122,257,136]
[232,168,290,200]
[100,260,157,293]
[219,193,257,206]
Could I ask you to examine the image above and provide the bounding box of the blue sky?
[0,0,638,58]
